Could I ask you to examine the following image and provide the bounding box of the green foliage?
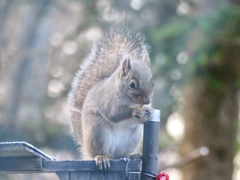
[237,73,240,89]
[150,1,240,79]
[207,75,224,91]
[152,18,188,43]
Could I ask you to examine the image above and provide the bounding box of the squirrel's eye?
[129,80,136,89]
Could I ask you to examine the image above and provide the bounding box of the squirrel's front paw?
[132,106,153,123]
[95,155,111,170]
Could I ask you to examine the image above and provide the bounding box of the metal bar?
[42,159,141,172]
[0,157,42,172]
[141,109,160,180]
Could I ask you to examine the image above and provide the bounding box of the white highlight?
[130,0,144,10]
[63,40,77,55]
[199,146,209,156]
[48,79,64,97]
[166,113,185,141]
[86,27,102,41]
[176,51,189,64]
[50,32,64,47]
[177,2,191,16]
[165,168,183,180]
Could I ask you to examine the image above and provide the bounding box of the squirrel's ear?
[121,58,131,77]
[142,47,151,67]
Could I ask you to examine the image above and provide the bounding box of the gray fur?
[68,21,153,160]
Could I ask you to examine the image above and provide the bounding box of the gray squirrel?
[68,19,154,170]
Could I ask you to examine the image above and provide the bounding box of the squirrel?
[68,19,154,170]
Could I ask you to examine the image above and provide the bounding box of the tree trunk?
[3,1,51,133]
[181,43,240,179]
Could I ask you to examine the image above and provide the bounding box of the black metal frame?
[0,110,160,180]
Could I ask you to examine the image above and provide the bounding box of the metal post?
[141,109,160,180]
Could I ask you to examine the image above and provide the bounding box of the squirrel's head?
[119,58,154,106]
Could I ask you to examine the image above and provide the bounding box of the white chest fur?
[104,119,142,157]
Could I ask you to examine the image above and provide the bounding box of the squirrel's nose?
[143,97,150,105]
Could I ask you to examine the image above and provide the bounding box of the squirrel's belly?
[106,123,142,157]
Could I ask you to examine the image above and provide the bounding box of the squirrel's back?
[68,20,151,148]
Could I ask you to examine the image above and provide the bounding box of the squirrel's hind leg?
[95,155,111,170]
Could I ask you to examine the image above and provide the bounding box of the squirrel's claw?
[95,155,111,170]
[132,106,153,123]
[144,107,153,119]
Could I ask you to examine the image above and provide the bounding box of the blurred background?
[0,0,240,179]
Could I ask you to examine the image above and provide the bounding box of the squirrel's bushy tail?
[68,19,151,153]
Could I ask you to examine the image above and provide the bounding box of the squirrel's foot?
[128,154,142,159]
[132,106,153,123]
[95,155,111,170]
